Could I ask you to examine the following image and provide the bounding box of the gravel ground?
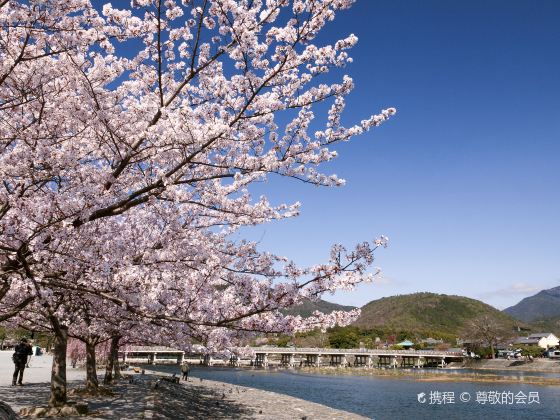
[150,375,369,419]
[1,352,368,419]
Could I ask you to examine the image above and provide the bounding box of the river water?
[148,365,560,419]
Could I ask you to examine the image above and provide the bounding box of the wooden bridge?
[217,347,466,369]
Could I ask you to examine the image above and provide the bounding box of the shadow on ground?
[0,378,151,419]
[153,380,255,419]
[83,378,151,419]
[0,376,255,419]
[0,382,51,412]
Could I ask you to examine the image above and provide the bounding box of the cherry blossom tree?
[1,0,395,407]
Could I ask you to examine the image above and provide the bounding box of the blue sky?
[240,0,560,309]
[95,1,559,309]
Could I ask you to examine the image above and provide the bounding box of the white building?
[515,333,559,349]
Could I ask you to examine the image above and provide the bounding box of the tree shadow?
[153,381,256,419]
[0,379,151,419]
[0,382,51,412]
[85,378,153,418]
[0,376,257,419]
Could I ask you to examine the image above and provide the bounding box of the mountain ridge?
[285,298,356,318]
[352,292,520,338]
[503,285,560,322]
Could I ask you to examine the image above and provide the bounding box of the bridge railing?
[247,347,464,357]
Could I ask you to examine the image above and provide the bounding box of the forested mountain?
[504,286,560,322]
[285,299,356,318]
[353,292,519,337]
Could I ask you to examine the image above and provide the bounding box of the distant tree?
[462,315,513,359]
[397,331,412,342]
[328,326,360,349]
[274,335,291,348]
[361,336,375,349]
[517,345,545,358]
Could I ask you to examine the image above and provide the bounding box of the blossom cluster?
[0,0,394,350]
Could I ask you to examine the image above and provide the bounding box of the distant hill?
[353,292,519,337]
[284,299,355,318]
[503,286,560,322]
[524,316,560,337]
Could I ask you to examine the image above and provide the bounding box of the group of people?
[11,338,33,386]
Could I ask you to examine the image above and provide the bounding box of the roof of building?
[422,338,443,344]
[514,337,541,345]
[528,333,555,339]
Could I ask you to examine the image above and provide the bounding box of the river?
[147,365,560,419]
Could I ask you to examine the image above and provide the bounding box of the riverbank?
[463,358,560,372]
[148,371,368,419]
[0,352,366,419]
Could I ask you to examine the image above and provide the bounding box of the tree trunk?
[114,356,122,380]
[113,340,122,380]
[490,343,495,359]
[103,335,120,384]
[85,341,99,391]
[49,326,68,407]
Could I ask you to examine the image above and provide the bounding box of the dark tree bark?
[113,357,122,380]
[103,335,120,384]
[85,340,99,391]
[49,325,68,407]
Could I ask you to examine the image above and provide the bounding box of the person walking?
[180,361,190,381]
[12,338,33,386]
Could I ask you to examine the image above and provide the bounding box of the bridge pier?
[203,354,213,366]
[378,355,391,367]
[401,356,416,368]
[304,354,322,367]
[353,355,369,367]
[329,355,348,366]
[254,353,269,367]
[280,353,296,367]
